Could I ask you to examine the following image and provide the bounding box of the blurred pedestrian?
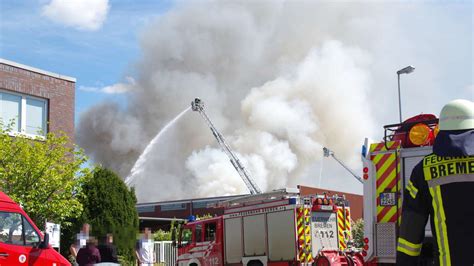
[76,237,101,266]
[69,223,91,265]
[98,233,119,264]
[135,228,156,266]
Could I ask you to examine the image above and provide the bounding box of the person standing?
[98,234,119,264]
[135,228,156,266]
[70,223,91,265]
[396,99,474,265]
[76,237,101,266]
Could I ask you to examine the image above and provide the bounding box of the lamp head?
[397,65,415,75]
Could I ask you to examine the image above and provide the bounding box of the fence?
[155,241,178,266]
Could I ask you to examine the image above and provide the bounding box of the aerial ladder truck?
[174,98,361,266]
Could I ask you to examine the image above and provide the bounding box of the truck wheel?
[315,256,330,266]
[345,254,355,266]
[247,260,263,266]
[190,264,198,266]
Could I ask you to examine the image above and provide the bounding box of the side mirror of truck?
[39,233,49,249]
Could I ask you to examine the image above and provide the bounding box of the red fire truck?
[181,98,366,265]
[360,114,438,264]
[0,191,70,266]
[176,189,362,266]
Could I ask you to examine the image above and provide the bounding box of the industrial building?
[136,185,363,230]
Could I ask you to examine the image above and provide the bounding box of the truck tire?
[345,254,355,266]
[247,260,263,266]
[314,256,330,266]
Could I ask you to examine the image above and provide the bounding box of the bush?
[153,229,172,241]
[351,218,364,248]
[80,167,139,262]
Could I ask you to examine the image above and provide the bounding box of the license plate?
[380,192,396,206]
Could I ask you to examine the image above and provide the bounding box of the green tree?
[81,167,139,263]
[0,122,90,227]
[351,218,364,248]
[153,229,172,241]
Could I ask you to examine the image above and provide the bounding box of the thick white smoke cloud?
[185,42,374,197]
[77,1,472,202]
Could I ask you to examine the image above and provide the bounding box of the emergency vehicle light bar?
[383,118,438,131]
[383,115,438,148]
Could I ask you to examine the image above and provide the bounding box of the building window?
[137,205,155,213]
[0,91,21,132]
[26,98,47,135]
[193,200,218,209]
[160,203,187,211]
[0,90,48,137]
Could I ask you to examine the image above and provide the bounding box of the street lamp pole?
[397,74,402,123]
[396,66,415,123]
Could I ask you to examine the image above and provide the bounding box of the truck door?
[0,211,44,265]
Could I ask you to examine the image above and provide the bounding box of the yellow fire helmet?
[439,99,474,131]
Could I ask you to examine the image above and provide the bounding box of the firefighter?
[396,99,474,266]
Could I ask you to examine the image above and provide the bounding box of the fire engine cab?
[176,188,362,266]
[0,191,70,266]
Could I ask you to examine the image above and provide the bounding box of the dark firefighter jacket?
[396,129,474,266]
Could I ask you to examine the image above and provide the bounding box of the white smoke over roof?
[180,41,375,199]
[77,1,472,202]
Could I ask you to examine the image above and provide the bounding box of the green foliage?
[118,255,136,266]
[153,220,184,241]
[351,218,364,248]
[153,229,172,241]
[81,167,139,262]
[0,122,90,227]
[196,214,213,220]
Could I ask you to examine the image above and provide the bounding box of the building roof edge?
[0,58,76,82]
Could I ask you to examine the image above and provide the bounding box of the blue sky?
[0,0,173,119]
[1,1,471,126]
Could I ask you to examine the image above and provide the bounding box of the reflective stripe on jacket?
[396,154,474,266]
